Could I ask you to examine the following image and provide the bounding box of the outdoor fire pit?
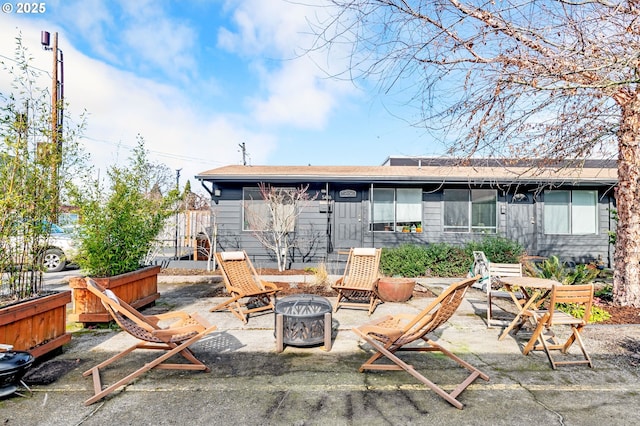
[274,294,333,352]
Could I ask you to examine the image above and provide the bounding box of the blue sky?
[0,0,440,189]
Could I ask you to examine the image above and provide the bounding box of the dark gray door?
[333,200,362,249]
[507,195,536,254]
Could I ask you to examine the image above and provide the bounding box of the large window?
[243,187,295,231]
[371,187,422,232]
[443,189,497,233]
[544,190,597,234]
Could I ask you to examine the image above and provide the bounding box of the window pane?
[572,190,597,234]
[444,189,469,231]
[396,188,422,223]
[471,190,496,232]
[372,188,394,231]
[243,188,268,231]
[544,191,570,234]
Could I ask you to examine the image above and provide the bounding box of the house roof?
[196,163,618,186]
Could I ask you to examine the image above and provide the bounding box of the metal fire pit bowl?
[274,294,333,352]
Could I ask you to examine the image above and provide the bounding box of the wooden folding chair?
[209,250,280,323]
[83,279,218,405]
[522,283,595,369]
[332,248,382,315]
[353,275,489,409]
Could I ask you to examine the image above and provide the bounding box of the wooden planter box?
[69,265,161,324]
[0,291,72,359]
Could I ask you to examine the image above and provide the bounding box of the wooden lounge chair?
[332,248,382,315]
[209,250,280,323]
[82,279,217,406]
[522,283,595,369]
[352,275,489,409]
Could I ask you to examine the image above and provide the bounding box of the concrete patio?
[1,275,639,425]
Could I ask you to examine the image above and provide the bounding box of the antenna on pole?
[238,142,247,166]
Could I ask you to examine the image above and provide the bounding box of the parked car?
[41,222,78,273]
[2,221,78,273]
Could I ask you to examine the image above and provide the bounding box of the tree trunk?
[613,93,640,307]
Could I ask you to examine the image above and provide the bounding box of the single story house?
[196,157,617,270]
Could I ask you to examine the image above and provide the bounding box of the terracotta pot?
[377,277,416,302]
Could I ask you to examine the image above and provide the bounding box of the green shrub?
[557,303,611,323]
[465,236,524,264]
[527,255,599,285]
[380,243,468,278]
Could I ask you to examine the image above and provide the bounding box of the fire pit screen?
[274,294,333,352]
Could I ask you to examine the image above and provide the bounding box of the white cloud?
[219,0,358,130]
[0,15,275,188]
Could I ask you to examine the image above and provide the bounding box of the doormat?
[23,359,82,385]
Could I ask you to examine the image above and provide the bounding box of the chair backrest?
[343,248,382,289]
[488,262,523,278]
[85,278,159,335]
[400,275,480,343]
[215,250,266,293]
[547,283,594,324]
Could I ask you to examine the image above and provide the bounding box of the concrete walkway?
[2,276,639,425]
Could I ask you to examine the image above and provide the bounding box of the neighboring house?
[196,157,617,270]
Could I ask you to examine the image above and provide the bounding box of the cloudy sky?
[0,0,438,190]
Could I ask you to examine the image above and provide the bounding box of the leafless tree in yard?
[245,183,318,271]
[313,0,640,306]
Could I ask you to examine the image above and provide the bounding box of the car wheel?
[42,248,66,273]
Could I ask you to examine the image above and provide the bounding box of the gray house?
[196,158,617,270]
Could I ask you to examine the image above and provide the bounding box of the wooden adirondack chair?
[332,248,382,315]
[82,278,217,405]
[209,250,280,323]
[352,275,489,409]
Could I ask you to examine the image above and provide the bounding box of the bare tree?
[245,183,318,271]
[314,0,640,307]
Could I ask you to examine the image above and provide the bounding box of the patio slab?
[1,277,639,425]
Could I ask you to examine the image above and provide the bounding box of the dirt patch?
[22,359,82,385]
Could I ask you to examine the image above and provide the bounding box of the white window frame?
[443,189,497,233]
[544,189,598,235]
[242,187,295,232]
[370,187,423,232]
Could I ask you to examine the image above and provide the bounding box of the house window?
[544,190,597,234]
[443,189,497,233]
[370,187,422,232]
[243,187,295,232]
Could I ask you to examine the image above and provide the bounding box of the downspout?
[370,183,374,248]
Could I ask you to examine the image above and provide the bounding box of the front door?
[507,193,536,254]
[333,200,363,250]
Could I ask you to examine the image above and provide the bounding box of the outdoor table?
[496,276,558,341]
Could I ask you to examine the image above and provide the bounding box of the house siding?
[199,164,617,270]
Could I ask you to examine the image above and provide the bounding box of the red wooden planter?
[69,265,160,324]
[0,291,72,359]
[377,277,416,303]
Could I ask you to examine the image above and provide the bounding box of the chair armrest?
[261,281,280,291]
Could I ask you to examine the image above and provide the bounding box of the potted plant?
[68,137,179,323]
[0,38,82,358]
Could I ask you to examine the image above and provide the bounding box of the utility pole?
[41,30,64,223]
[174,168,182,259]
[238,142,247,166]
